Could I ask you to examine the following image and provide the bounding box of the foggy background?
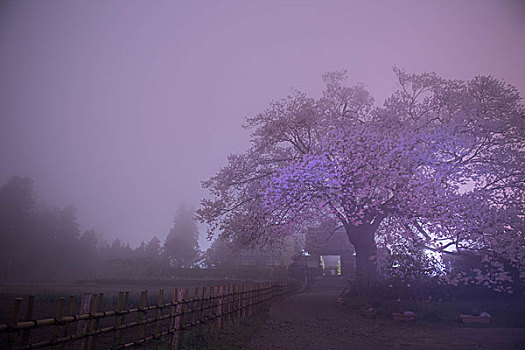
[1,0,524,249]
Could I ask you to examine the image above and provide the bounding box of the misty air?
[1,1,524,349]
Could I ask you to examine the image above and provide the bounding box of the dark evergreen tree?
[164,204,200,268]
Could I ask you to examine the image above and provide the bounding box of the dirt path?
[245,290,525,350]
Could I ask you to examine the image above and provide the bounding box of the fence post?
[170,289,176,341]
[60,294,74,350]
[154,289,164,349]
[55,297,65,343]
[92,293,103,350]
[234,284,242,322]
[242,283,246,318]
[258,284,261,311]
[217,285,223,329]
[252,283,256,316]
[232,285,236,323]
[256,283,260,313]
[192,288,198,337]
[21,296,34,347]
[253,284,257,314]
[122,292,129,345]
[171,288,183,350]
[86,293,98,350]
[113,292,124,348]
[75,293,92,350]
[255,283,264,314]
[198,287,205,339]
[257,283,261,312]
[137,290,148,343]
[191,287,199,347]
[260,282,268,311]
[209,286,215,335]
[7,297,22,350]
[246,284,250,317]
[242,284,246,319]
[248,284,252,317]
[227,284,232,325]
[180,288,188,346]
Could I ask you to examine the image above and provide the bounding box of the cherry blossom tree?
[198,69,525,293]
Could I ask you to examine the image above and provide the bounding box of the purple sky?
[1,0,524,249]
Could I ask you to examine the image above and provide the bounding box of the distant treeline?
[0,176,201,281]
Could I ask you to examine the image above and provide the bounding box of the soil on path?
[245,290,525,350]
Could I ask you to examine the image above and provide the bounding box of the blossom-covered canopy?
[199,69,525,291]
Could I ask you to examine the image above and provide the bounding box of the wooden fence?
[1,281,297,349]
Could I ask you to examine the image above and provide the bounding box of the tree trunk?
[344,220,382,296]
[354,234,377,295]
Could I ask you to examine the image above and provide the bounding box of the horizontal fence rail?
[1,281,297,350]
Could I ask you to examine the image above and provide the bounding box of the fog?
[1,0,524,248]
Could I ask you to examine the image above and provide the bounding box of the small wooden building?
[307,227,356,279]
